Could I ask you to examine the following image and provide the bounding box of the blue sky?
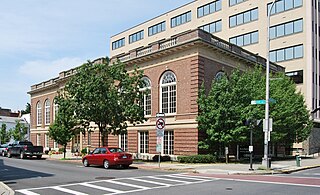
[0,0,191,111]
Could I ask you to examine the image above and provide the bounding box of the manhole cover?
[95,177,115,180]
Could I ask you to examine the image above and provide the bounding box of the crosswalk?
[16,174,216,195]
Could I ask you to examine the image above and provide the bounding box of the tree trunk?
[63,145,67,159]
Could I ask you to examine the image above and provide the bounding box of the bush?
[58,148,65,153]
[81,148,88,155]
[152,155,171,162]
[177,154,217,163]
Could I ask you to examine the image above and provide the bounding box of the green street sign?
[251,100,266,105]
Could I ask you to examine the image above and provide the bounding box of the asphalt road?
[1,156,320,195]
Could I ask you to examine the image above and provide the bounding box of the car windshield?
[109,148,124,153]
[0,144,8,148]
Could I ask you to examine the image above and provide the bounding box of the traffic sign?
[156,118,165,130]
[251,100,266,105]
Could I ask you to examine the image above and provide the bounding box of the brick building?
[29,29,283,159]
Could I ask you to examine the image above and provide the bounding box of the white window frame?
[160,71,177,114]
[54,141,58,149]
[138,131,149,154]
[36,134,41,146]
[45,99,51,125]
[119,133,128,151]
[140,77,152,116]
[163,130,174,155]
[53,100,58,121]
[36,101,42,126]
[45,134,49,148]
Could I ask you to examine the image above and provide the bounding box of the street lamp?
[262,0,276,169]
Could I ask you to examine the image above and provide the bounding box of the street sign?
[263,118,273,132]
[156,112,165,118]
[249,145,253,152]
[269,98,276,103]
[251,100,266,105]
[156,118,165,130]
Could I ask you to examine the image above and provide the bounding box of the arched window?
[36,101,42,126]
[45,99,51,125]
[215,71,225,81]
[53,100,58,121]
[140,77,152,116]
[160,71,177,114]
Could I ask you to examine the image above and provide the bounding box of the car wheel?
[7,152,11,158]
[122,165,129,169]
[83,159,89,167]
[103,160,109,169]
[37,155,42,159]
[20,152,25,159]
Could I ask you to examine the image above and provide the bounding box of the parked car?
[82,147,133,169]
[7,141,43,159]
[0,143,13,157]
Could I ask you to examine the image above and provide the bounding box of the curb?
[0,182,15,195]
[278,164,320,174]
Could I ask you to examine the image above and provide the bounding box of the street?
[1,156,320,195]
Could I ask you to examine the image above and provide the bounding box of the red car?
[82,147,133,169]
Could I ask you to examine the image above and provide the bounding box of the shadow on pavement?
[0,158,53,183]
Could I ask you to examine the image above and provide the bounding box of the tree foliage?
[197,68,313,154]
[64,58,145,146]
[21,103,31,115]
[9,121,28,141]
[49,94,78,158]
[0,124,10,144]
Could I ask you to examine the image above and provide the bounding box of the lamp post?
[262,0,276,169]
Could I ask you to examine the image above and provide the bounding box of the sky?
[0,0,192,111]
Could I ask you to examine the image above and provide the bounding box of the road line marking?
[164,174,212,182]
[127,178,172,186]
[179,173,223,180]
[51,186,88,195]
[105,180,150,190]
[15,189,40,195]
[79,183,124,193]
[147,176,192,184]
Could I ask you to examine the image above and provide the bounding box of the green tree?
[49,94,78,159]
[9,121,28,141]
[0,124,10,144]
[197,68,312,154]
[21,103,31,115]
[64,58,145,146]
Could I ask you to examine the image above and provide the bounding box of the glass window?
[36,101,42,126]
[285,47,294,60]
[244,11,250,23]
[187,12,191,22]
[198,7,203,17]
[277,49,285,61]
[276,1,285,12]
[204,25,210,32]
[216,21,222,31]
[230,37,236,45]
[294,45,303,58]
[210,3,216,12]
[243,34,250,45]
[251,31,258,43]
[294,0,302,7]
[160,71,177,114]
[163,131,174,155]
[270,51,276,62]
[285,0,294,10]
[294,19,303,32]
[236,36,244,46]
[230,16,236,27]
[45,99,50,125]
[237,14,244,25]
[251,9,258,20]
[270,27,276,39]
[139,131,149,154]
[230,0,236,6]
[277,25,285,37]
[285,22,294,34]
[140,77,152,116]
[216,0,222,11]
[204,5,210,15]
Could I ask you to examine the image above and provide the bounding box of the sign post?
[156,113,165,168]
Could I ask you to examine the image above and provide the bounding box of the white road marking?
[79,183,124,193]
[127,178,172,187]
[15,189,40,195]
[105,180,150,189]
[147,176,192,184]
[51,186,88,195]
[15,174,214,195]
